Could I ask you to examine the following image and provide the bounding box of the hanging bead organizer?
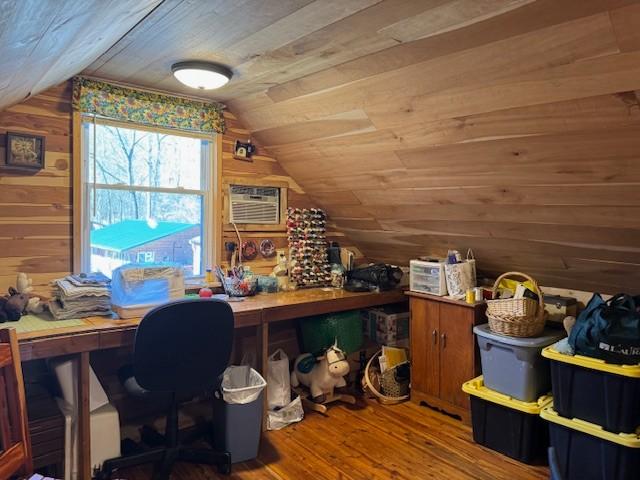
[287,207,331,288]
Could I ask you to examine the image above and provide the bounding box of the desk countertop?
[16,288,407,360]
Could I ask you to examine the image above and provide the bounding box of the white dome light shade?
[171,62,232,90]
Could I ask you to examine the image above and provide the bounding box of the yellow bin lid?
[540,404,640,448]
[542,344,640,378]
[462,376,552,414]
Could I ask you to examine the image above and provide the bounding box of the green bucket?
[299,310,363,356]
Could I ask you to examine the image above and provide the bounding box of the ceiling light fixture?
[171,61,232,90]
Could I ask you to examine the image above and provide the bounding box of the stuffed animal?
[26,296,45,315]
[0,287,29,322]
[16,273,34,295]
[291,342,350,402]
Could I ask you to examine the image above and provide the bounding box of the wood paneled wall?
[0,81,352,293]
[228,0,640,294]
[0,82,73,293]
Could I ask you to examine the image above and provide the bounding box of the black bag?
[568,293,640,364]
[344,263,403,292]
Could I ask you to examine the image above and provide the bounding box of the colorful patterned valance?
[72,77,225,134]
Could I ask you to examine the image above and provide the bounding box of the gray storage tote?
[474,324,565,402]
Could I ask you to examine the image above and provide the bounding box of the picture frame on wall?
[233,139,255,161]
[4,131,46,170]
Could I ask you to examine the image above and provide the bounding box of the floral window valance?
[72,77,225,134]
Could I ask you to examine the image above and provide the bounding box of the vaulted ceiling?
[2,0,640,293]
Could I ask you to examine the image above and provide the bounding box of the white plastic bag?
[444,250,476,298]
[267,396,304,430]
[267,348,291,410]
[220,366,266,404]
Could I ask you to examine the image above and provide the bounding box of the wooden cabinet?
[408,292,485,423]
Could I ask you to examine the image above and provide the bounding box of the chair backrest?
[133,298,234,393]
[0,328,32,480]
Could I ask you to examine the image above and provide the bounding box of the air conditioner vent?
[229,184,280,224]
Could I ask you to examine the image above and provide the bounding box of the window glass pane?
[86,122,205,190]
[89,189,203,278]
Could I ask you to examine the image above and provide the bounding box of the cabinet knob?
[432,329,438,345]
[441,332,447,348]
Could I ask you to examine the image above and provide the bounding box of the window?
[136,252,155,263]
[79,117,215,278]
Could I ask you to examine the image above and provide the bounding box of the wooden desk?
[15,288,406,479]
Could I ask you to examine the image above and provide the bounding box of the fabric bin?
[474,324,565,402]
[299,310,363,355]
[542,344,640,433]
[541,404,640,480]
[462,376,551,464]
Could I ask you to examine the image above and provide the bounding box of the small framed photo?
[233,139,256,161]
[5,132,46,170]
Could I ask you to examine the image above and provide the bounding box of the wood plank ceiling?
[0,0,162,111]
[2,0,640,293]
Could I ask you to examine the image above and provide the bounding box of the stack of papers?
[49,275,112,320]
[379,345,408,373]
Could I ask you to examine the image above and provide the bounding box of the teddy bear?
[0,287,30,322]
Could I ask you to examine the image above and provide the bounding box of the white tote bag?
[267,349,291,410]
[444,249,476,298]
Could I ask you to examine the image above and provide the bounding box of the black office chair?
[98,298,234,479]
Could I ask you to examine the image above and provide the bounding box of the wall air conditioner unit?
[229,184,280,224]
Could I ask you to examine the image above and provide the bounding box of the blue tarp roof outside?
[91,220,196,252]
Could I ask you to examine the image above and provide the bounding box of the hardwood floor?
[119,399,548,479]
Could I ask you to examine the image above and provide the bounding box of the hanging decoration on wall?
[72,76,225,134]
[233,139,255,161]
[287,208,331,288]
[241,240,258,261]
[259,239,276,258]
[4,132,45,171]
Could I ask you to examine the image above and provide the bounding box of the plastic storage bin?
[541,404,640,480]
[474,324,565,402]
[462,376,551,464]
[409,260,447,296]
[213,366,266,463]
[111,263,184,318]
[542,344,640,433]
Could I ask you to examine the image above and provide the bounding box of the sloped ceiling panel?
[0,0,162,111]
[225,0,640,293]
[2,0,640,293]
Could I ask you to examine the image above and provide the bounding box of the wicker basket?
[486,272,545,337]
[362,350,409,405]
[381,367,410,398]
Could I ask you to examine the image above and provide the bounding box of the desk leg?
[257,323,269,431]
[78,352,91,479]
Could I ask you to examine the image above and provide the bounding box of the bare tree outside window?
[82,120,212,278]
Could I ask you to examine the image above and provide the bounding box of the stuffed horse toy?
[291,341,356,413]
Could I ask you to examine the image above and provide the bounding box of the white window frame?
[77,115,216,279]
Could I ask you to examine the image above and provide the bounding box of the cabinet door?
[410,298,440,397]
[439,303,475,408]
